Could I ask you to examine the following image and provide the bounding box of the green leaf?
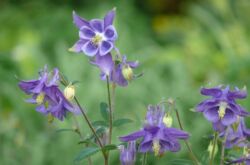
[100,102,109,121]
[102,144,117,152]
[92,120,109,128]
[113,118,133,127]
[56,129,75,133]
[168,159,193,165]
[78,139,98,147]
[74,147,100,162]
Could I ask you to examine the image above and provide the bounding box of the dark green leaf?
[100,102,109,121]
[168,159,193,165]
[74,147,100,162]
[92,120,109,128]
[102,144,117,152]
[113,118,133,127]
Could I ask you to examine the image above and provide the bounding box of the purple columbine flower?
[220,118,250,149]
[70,9,117,56]
[18,66,80,121]
[119,141,136,165]
[111,55,139,86]
[119,105,189,156]
[196,86,248,132]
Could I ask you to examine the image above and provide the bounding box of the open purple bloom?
[91,53,114,76]
[119,141,136,165]
[19,66,80,121]
[70,9,117,56]
[111,55,139,86]
[220,118,250,149]
[120,105,189,156]
[196,86,248,132]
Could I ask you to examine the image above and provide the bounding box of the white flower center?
[91,34,103,45]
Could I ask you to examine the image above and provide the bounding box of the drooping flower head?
[221,118,250,149]
[119,141,136,165]
[91,54,139,87]
[120,104,189,156]
[196,85,248,132]
[70,9,117,56]
[18,65,80,121]
[111,55,139,86]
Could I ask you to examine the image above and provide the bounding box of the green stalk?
[209,132,218,165]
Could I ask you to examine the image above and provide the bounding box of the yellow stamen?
[64,84,75,101]
[122,64,133,81]
[218,102,227,119]
[91,34,102,45]
[152,140,160,156]
[163,114,173,127]
[36,92,45,105]
[47,113,54,123]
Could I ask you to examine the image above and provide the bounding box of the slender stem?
[175,110,200,165]
[142,152,147,165]
[209,132,218,165]
[74,97,108,164]
[106,76,113,145]
[72,116,92,165]
[220,128,228,165]
[59,73,107,164]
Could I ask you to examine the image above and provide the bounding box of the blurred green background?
[1,0,250,164]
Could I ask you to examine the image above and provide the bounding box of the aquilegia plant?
[18,8,250,165]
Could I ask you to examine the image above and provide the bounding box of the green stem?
[72,116,92,165]
[209,132,218,165]
[106,76,113,145]
[220,128,228,165]
[142,152,147,165]
[175,110,200,165]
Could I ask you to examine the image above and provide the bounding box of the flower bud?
[122,64,133,81]
[163,114,173,127]
[207,141,218,159]
[64,84,75,101]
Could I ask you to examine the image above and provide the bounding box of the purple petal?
[104,8,116,27]
[94,53,114,75]
[104,25,117,41]
[139,141,152,153]
[221,109,237,126]
[201,87,222,97]
[69,40,87,53]
[90,19,104,33]
[213,121,226,132]
[127,61,139,68]
[203,107,220,123]
[120,130,146,142]
[36,105,49,114]
[79,26,96,39]
[100,41,113,56]
[82,41,98,56]
[228,87,247,99]
[164,128,189,140]
[73,11,90,29]
[18,80,40,94]
[111,65,128,86]
[46,68,59,86]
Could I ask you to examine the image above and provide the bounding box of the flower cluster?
[70,9,139,87]
[196,86,248,132]
[18,66,80,121]
[119,104,189,158]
